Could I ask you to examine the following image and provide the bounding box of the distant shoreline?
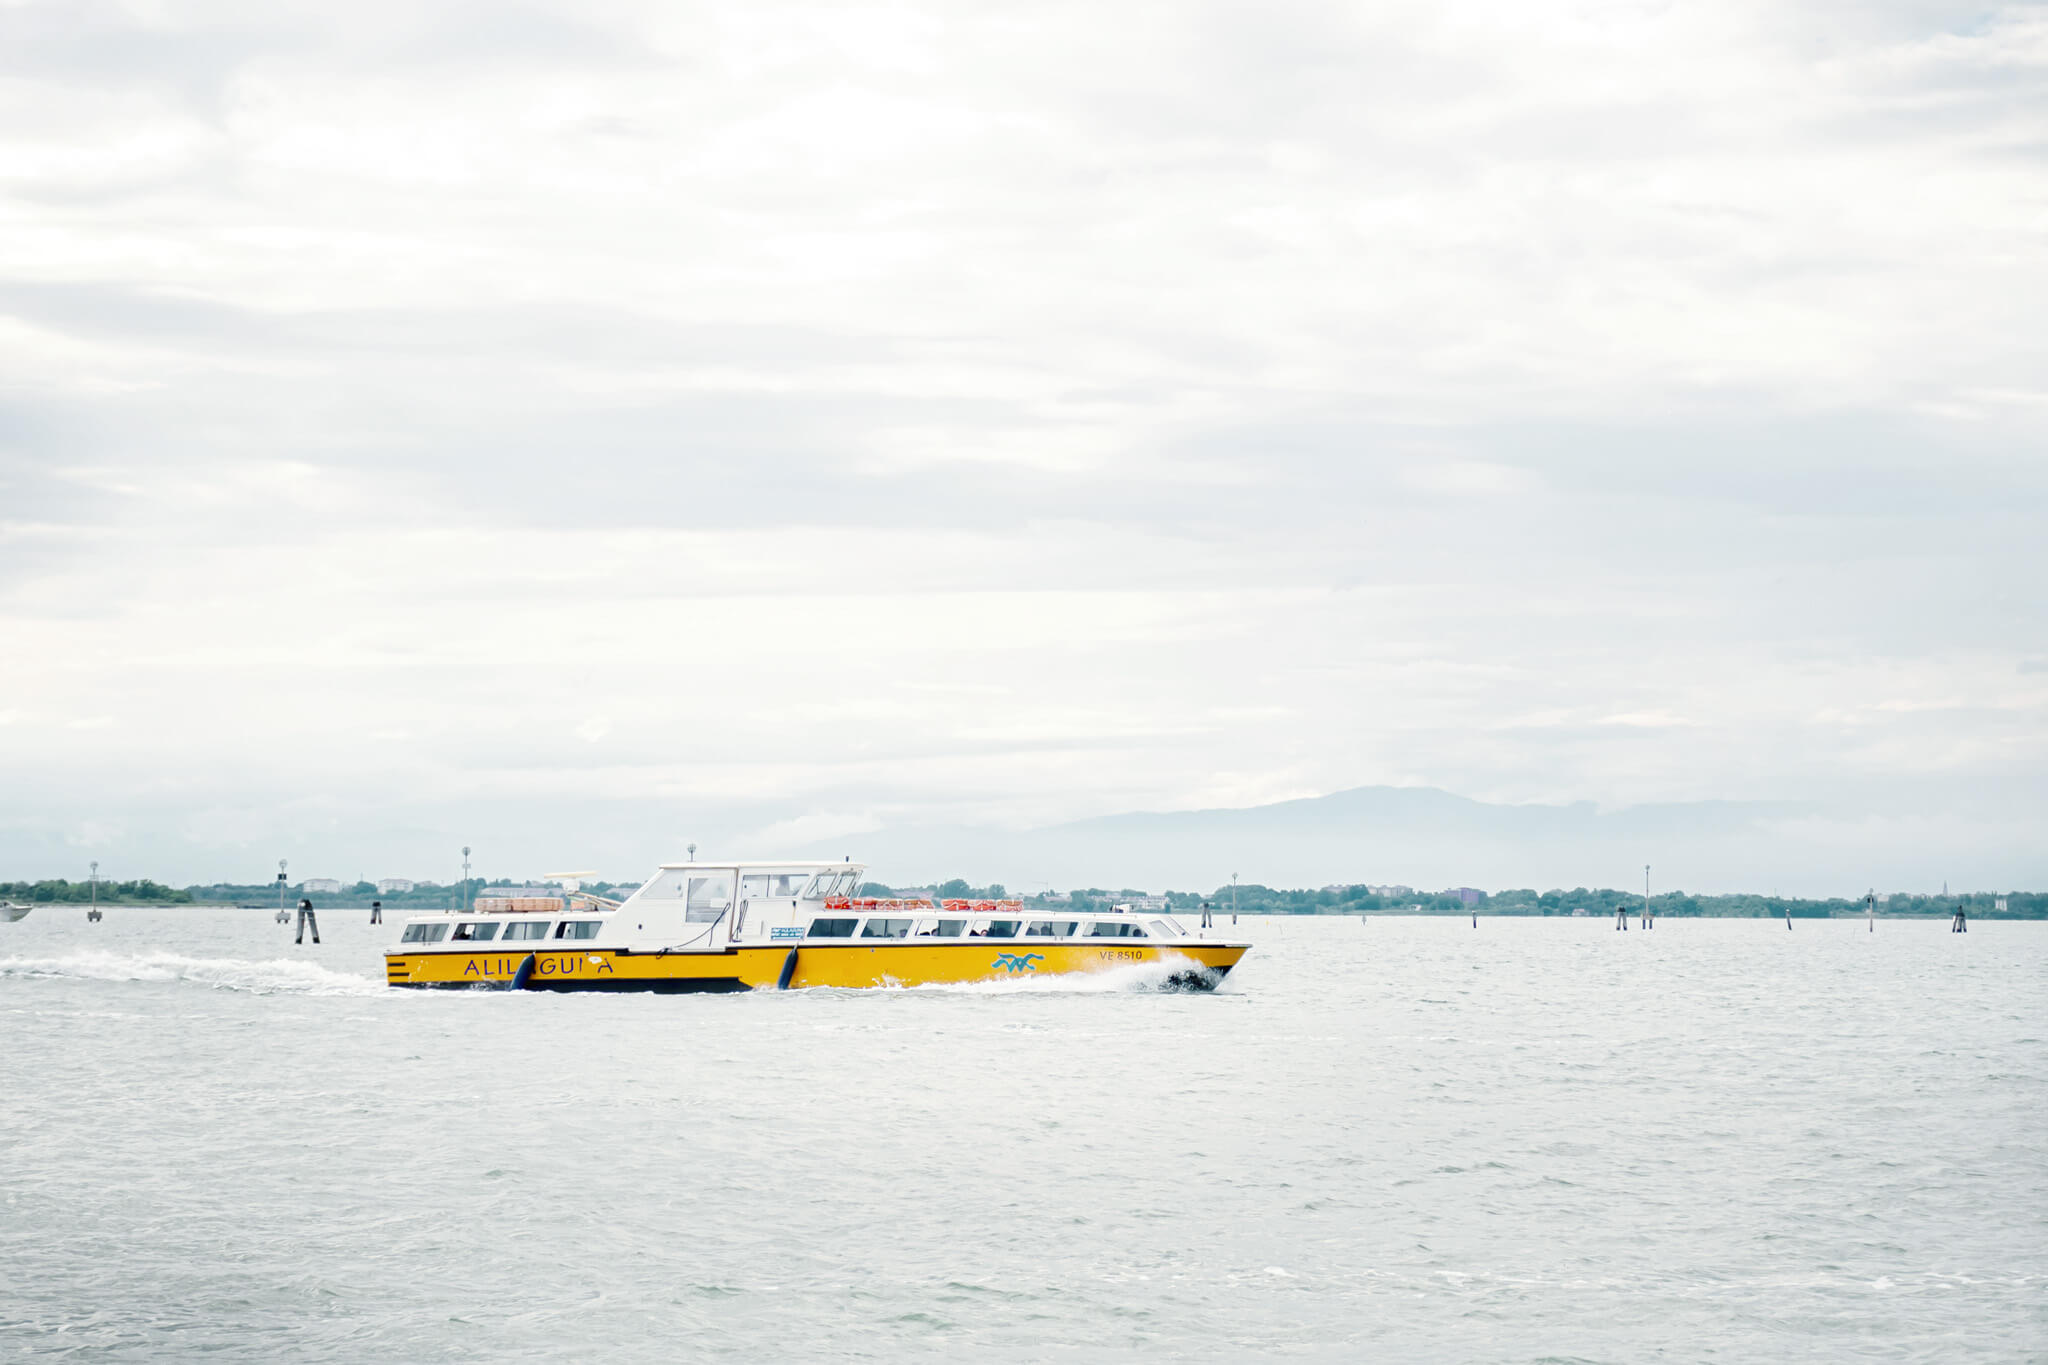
[7,877,2040,920]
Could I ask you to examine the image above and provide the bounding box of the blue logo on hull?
[992,952,1043,973]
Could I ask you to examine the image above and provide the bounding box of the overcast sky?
[2,0,2044,889]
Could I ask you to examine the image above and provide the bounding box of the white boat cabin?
[394,860,1191,952]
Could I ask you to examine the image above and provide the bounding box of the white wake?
[888,954,1227,995]
[0,951,384,996]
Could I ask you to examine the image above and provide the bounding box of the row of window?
[398,919,602,945]
[397,914,1173,947]
[807,917,1158,941]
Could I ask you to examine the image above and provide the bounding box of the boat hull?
[385,941,1246,992]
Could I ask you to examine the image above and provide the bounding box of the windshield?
[636,869,690,899]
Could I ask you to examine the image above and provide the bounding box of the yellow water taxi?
[384,860,1248,992]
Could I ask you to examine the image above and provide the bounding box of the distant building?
[376,878,416,894]
[1040,890,1070,902]
[1367,884,1411,898]
[1446,887,1483,905]
[1115,894,1168,912]
[303,878,343,895]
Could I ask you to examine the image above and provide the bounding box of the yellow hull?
[385,941,1247,992]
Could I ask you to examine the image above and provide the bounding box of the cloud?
[0,0,2041,880]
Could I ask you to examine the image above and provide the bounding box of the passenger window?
[984,920,1020,937]
[453,922,476,940]
[1087,922,1147,938]
[399,923,448,944]
[686,873,735,923]
[859,918,912,938]
[472,922,501,941]
[807,917,858,938]
[1025,920,1078,937]
[503,920,551,941]
[557,921,601,940]
[934,919,968,937]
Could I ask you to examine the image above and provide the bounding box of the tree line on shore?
[0,878,191,904]
[0,877,635,907]
[1167,884,2044,918]
[867,881,2047,919]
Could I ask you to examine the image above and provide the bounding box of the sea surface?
[2,909,2041,1362]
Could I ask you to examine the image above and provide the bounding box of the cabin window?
[1025,920,1078,937]
[636,869,691,899]
[503,920,552,941]
[1148,920,1176,939]
[742,872,812,899]
[399,922,448,944]
[860,918,912,939]
[1087,921,1147,938]
[452,921,502,941]
[685,873,735,923]
[832,871,860,896]
[978,919,1021,937]
[929,919,970,937]
[555,920,602,940]
[808,917,858,938]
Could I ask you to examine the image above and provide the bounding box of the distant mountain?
[805,783,2043,898]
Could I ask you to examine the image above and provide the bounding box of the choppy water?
[3,909,2042,1362]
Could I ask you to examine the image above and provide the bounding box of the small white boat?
[1,903,31,922]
